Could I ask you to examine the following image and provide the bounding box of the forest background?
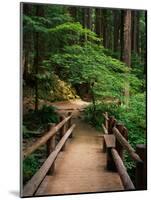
[22,2,146,185]
[0,1,150,200]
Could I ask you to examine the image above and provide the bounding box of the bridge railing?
[102,112,147,191]
[22,112,75,197]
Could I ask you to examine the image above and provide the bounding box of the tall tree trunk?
[120,10,124,61]
[23,4,33,81]
[95,8,101,36]
[131,10,139,53]
[123,10,132,106]
[95,8,104,45]
[113,10,120,52]
[87,8,92,30]
[123,10,131,66]
[101,10,107,48]
[34,32,39,111]
[136,12,140,54]
[33,5,44,111]
[68,7,77,21]
[82,7,87,28]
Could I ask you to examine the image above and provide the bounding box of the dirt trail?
[36,117,123,196]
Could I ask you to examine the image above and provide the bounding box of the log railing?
[102,112,147,191]
[22,112,75,197]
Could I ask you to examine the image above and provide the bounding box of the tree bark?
[123,10,132,106]
[102,10,107,48]
[113,10,120,52]
[33,5,45,111]
[87,8,92,30]
[95,8,101,36]
[82,7,87,28]
[23,4,33,81]
[68,7,77,21]
[131,11,139,54]
[123,10,131,66]
[120,10,124,61]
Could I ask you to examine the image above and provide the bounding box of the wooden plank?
[23,124,76,197]
[111,148,135,190]
[23,115,72,159]
[113,127,142,162]
[103,135,115,148]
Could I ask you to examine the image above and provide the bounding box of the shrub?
[23,154,41,185]
[23,105,59,137]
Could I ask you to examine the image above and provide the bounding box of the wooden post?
[46,124,56,175]
[107,147,116,171]
[115,124,128,160]
[135,144,147,190]
[105,112,108,131]
[59,115,65,139]
[103,139,106,153]
[108,116,116,134]
[60,116,66,151]
[68,112,72,138]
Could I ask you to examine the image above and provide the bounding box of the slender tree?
[23,4,33,81]
[95,8,101,35]
[131,10,140,54]
[113,10,120,52]
[87,8,93,30]
[33,5,45,111]
[68,6,77,21]
[123,10,132,106]
[120,10,125,61]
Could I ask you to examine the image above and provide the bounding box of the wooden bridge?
[22,111,147,197]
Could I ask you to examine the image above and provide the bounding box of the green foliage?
[48,22,101,52]
[23,154,41,184]
[48,37,141,101]
[23,15,48,33]
[23,105,59,135]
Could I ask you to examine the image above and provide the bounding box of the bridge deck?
[36,118,123,196]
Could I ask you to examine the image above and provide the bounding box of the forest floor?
[35,112,123,196]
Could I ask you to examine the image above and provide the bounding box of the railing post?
[60,115,66,151]
[105,112,108,131]
[135,144,147,190]
[108,116,116,134]
[46,123,56,175]
[59,115,65,139]
[68,112,72,138]
[115,124,128,161]
[107,147,116,171]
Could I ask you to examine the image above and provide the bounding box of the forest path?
[36,115,123,196]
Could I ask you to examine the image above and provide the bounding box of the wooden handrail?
[23,115,72,159]
[23,124,76,197]
[111,148,135,190]
[113,127,142,162]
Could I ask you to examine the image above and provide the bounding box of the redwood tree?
[123,10,132,106]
